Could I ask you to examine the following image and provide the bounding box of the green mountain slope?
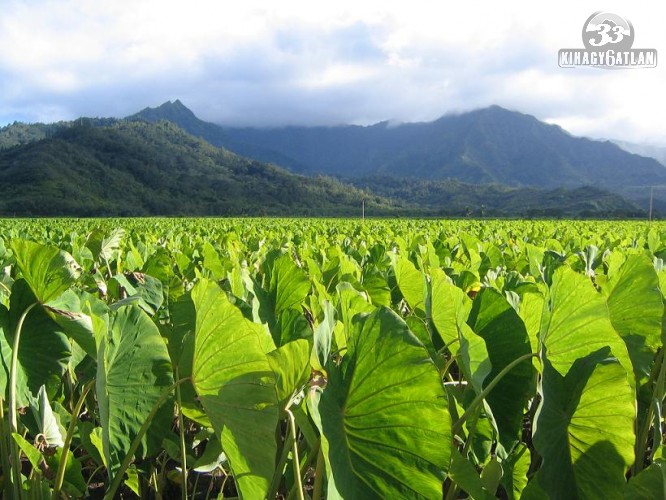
[0,120,393,216]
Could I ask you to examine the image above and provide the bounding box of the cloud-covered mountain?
[132,101,666,199]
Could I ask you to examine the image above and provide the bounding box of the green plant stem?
[52,379,95,500]
[635,349,666,475]
[312,447,325,500]
[444,479,459,500]
[440,354,458,379]
[157,451,169,498]
[204,470,215,500]
[104,378,190,500]
[0,396,13,500]
[149,466,159,496]
[452,352,538,435]
[286,408,305,500]
[267,430,295,499]
[8,301,38,500]
[85,465,106,489]
[219,470,229,498]
[65,368,75,414]
[175,368,188,500]
[103,257,113,281]
[191,471,200,498]
[437,337,460,354]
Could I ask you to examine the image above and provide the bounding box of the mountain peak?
[483,104,510,112]
[474,104,524,118]
[126,99,231,148]
[129,99,197,123]
[161,99,189,111]
[431,105,520,125]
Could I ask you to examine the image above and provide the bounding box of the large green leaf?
[190,279,279,500]
[430,268,491,393]
[86,227,125,264]
[142,247,175,284]
[244,253,311,347]
[269,253,310,316]
[516,288,545,355]
[393,255,426,314]
[1,240,95,408]
[532,349,636,499]
[10,239,81,303]
[624,459,666,499]
[541,266,633,379]
[43,289,97,359]
[335,281,373,352]
[528,266,637,498]
[310,307,451,498]
[274,307,312,346]
[97,305,173,478]
[0,280,71,406]
[266,339,310,406]
[361,267,391,307]
[201,241,226,280]
[468,289,535,452]
[430,268,465,347]
[605,254,663,383]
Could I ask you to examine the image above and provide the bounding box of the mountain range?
[0,100,662,217]
[131,101,666,195]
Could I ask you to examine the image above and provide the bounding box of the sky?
[0,0,664,144]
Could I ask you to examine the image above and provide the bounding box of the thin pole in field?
[362,199,365,220]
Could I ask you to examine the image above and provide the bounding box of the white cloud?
[0,0,664,143]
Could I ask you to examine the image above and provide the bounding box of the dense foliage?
[1,217,666,499]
